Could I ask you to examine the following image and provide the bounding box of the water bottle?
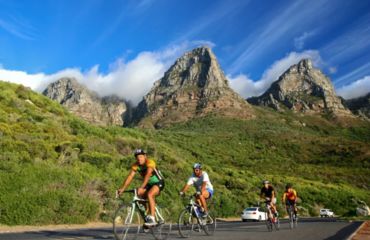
[138,202,147,217]
[194,206,200,217]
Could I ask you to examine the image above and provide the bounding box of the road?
[0,218,363,240]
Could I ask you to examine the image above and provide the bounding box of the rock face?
[43,78,126,126]
[130,47,254,127]
[247,59,352,116]
[344,93,370,119]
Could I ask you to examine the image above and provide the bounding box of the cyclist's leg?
[271,198,277,215]
[137,187,147,197]
[147,185,160,217]
[285,203,289,215]
[199,189,211,212]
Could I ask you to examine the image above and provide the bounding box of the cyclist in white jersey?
[180,163,213,217]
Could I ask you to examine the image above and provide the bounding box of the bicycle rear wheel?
[178,209,197,238]
[202,212,216,236]
[113,205,141,240]
[151,206,172,240]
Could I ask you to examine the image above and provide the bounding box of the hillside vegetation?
[0,81,369,225]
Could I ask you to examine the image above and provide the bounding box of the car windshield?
[245,208,257,211]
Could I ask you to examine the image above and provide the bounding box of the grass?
[0,81,369,225]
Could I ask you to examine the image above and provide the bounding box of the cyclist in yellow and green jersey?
[117,149,164,226]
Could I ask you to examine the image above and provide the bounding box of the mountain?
[129,47,254,127]
[344,93,370,119]
[0,80,369,225]
[43,78,126,126]
[247,59,352,116]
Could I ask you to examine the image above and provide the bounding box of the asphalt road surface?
[0,218,363,240]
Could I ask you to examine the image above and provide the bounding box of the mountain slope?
[344,93,370,119]
[130,47,254,128]
[0,80,369,225]
[248,59,352,116]
[43,78,126,126]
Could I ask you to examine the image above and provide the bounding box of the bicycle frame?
[119,189,166,225]
[187,196,203,219]
[113,189,171,240]
[286,201,297,229]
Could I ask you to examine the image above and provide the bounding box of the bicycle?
[178,193,216,238]
[263,200,279,232]
[286,201,298,229]
[113,189,172,240]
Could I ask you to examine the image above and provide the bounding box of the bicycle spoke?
[113,205,141,240]
[203,212,216,236]
[178,209,195,238]
[151,206,172,240]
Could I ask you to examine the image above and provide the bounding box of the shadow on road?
[324,221,362,240]
[26,228,113,240]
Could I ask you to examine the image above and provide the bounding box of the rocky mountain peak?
[247,59,352,116]
[129,47,254,127]
[43,78,126,126]
[158,46,229,90]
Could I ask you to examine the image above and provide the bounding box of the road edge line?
[346,221,366,240]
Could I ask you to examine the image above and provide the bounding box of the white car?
[241,207,266,222]
[320,209,334,217]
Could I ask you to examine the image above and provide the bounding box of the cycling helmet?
[262,180,269,184]
[193,163,202,169]
[134,149,146,157]
[286,183,293,189]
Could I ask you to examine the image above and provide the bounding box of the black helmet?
[134,149,146,157]
[286,183,293,189]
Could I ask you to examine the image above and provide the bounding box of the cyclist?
[260,180,278,218]
[117,149,164,226]
[282,183,298,219]
[180,163,213,217]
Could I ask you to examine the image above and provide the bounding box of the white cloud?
[294,31,316,50]
[336,76,370,99]
[0,41,214,106]
[229,50,322,98]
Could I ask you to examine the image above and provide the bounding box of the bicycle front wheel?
[265,213,272,232]
[113,205,141,240]
[273,217,280,231]
[289,208,294,229]
[178,209,196,238]
[203,212,216,236]
[151,206,172,240]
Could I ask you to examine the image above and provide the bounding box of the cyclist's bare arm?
[140,167,154,189]
[118,170,136,194]
[282,193,286,203]
[180,184,190,193]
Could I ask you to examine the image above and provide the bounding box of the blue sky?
[0,0,369,103]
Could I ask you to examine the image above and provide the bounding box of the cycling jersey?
[187,171,213,192]
[131,159,163,185]
[261,185,275,198]
[283,189,297,202]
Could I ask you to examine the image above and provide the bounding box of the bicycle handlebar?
[115,189,138,199]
